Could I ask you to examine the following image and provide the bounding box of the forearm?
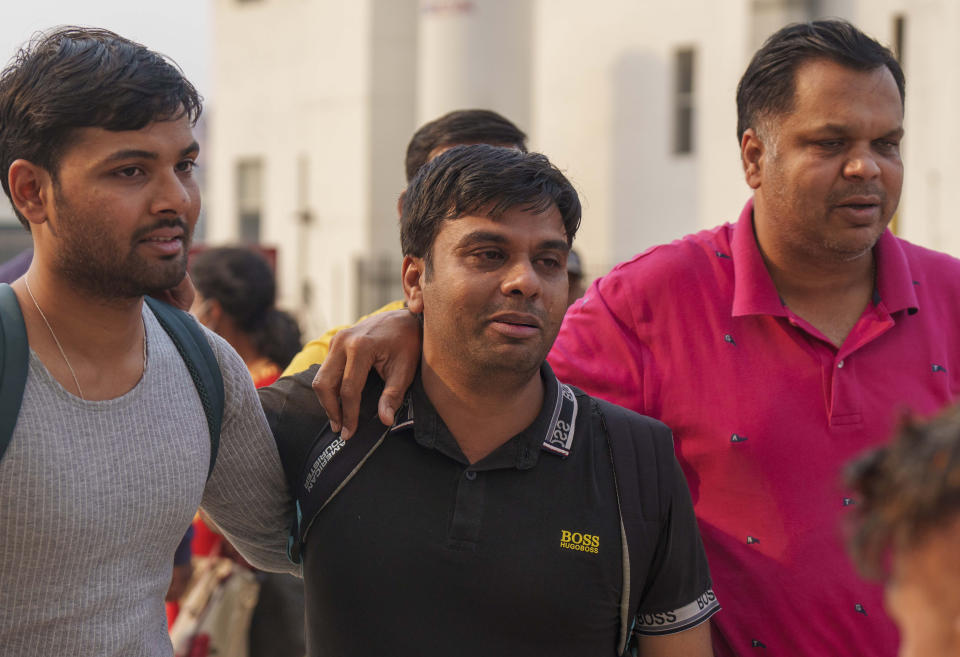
[636,620,713,656]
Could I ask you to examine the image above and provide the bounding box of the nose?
[500,258,541,298]
[843,144,882,181]
[151,169,194,217]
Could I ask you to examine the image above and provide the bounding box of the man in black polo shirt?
[260,145,717,656]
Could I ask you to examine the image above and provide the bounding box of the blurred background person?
[187,246,305,657]
[283,108,530,374]
[847,405,960,657]
[0,248,31,283]
[192,246,302,387]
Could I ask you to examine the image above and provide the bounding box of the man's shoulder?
[569,387,678,520]
[891,236,960,310]
[896,235,960,276]
[260,368,383,449]
[596,223,734,296]
[572,386,673,452]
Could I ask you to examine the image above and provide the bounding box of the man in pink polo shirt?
[312,19,960,657]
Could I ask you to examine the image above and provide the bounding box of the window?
[236,159,263,243]
[674,48,696,155]
[356,255,404,316]
[893,14,906,66]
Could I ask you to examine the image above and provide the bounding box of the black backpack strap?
[0,284,29,464]
[262,369,393,565]
[144,297,224,479]
[596,399,653,657]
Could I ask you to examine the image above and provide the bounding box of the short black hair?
[736,19,904,141]
[191,247,302,369]
[401,144,580,264]
[846,405,960,578]
[0,26,203,228]
[404,109,527,182]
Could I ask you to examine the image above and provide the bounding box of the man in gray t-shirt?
[0,27,292,655]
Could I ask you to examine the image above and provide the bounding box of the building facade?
[207,0,957,332]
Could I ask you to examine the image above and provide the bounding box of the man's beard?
[51,194,191,300]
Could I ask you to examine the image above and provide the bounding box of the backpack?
[0,283,224,478]
[267,369,662,657]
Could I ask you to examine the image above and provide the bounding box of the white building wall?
[532,0,755,272]
[207,0,960,335]
[209,0,416,330]
[417,0,533,129]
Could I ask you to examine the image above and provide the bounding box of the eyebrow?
[455,231,570,252]
[814,124,904,139]
[101,141,200,163]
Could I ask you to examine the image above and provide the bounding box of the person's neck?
[14,264,147,399]
[420,355,544,465]
[754,220,876,347]
[21,265,145,354]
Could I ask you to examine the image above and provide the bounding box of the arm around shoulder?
[199,332,298,575]
[550,269,648,413]
[281,299,407,377]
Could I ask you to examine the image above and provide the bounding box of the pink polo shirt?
[549,199,960,656]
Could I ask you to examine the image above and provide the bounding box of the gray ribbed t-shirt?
[0,304,294,657]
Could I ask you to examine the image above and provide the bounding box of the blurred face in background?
[884,518,960,657]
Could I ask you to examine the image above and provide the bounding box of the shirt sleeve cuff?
[633,589,720,636]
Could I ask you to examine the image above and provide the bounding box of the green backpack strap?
[144,297,224,479]
[0,284,29,464]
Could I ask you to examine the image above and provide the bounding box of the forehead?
[436,204,568,245]
[57,114,197,168]
[778,59,903,131]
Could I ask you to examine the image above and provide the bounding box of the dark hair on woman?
[0,26,203,228]
[736,19,904,141]
[401,145,580,266]
[405,109,527,183]
[191,247,302,369]
[845,405,960,578]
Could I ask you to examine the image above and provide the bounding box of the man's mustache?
[130,218,189,242]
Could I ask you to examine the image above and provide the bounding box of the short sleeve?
[549,268,648,414]
[198,329,298,575]
[633,448,719,636]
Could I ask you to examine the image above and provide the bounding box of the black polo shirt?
[261,363,717,657]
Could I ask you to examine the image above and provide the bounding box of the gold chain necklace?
[24,274,85,400]
[22,275,148,401]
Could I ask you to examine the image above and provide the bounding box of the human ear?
[401,255,425,314]
[741,128,765,190]
[8,159,52,226]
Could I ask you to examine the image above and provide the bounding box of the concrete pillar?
[416,0,533,130]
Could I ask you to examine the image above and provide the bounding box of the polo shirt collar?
[873,228,919,314]
[399,362,568,470]
[731,197,786,318]
[730,197,920,317]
